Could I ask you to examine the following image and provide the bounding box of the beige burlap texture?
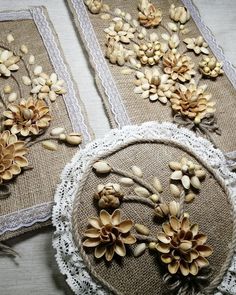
[0,14,92,241]
[67,0,236,152]
[72,141,234,295]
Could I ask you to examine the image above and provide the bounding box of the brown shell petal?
[83,238,101,247]
[84,228,100,238]
[111,209,121,226]
[89,217,102,229]
[114,240,126,257]
[105,245,115,261]
[100,210,111,226]
[14,156,28,167]
[116,220,133,233]
[122,234,136,245]
[94,245,106,259]
[168,260,180,274]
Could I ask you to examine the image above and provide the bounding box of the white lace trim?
[70,0,131,128]
[52,122,236,295]
[0,7,91,236]
[0,202,53,235]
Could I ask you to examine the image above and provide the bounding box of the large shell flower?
[184,36,209,55]
[134,69,175,103]
[94,183,124,209]
[104,20,135,44]
[163,51,196,82]
[0,131,28,183]
[170,83,215,123]
[3,98,52,137]
[138,0,162,28]
[156,216,213,276]
[0,50,20,77]
[83,209,136,261]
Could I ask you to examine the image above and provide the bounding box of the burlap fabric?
[73,142,234,294]
[67,0,236,152]
[0,13,92,241]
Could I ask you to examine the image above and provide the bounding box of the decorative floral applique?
[0,34,82,198]
[85,0,225,145]
[82,159,213,293]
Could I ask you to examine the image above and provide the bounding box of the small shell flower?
[169,157,206,190]
[0,50,20,77]
[104,19,136,44]
[199,56,223,78]
[184,36,209,55]
[169,4,190,24]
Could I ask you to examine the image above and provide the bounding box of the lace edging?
[52,122,236,295]
[70,0,131,128]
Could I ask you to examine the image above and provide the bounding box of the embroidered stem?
[159,23,172,36]
[0,91,7,109]
[112,167,162,201]
[181,49,188,55]
[123,195,155,208]
[196,73,203,86]
[0,242,19,257]
[11,73,23,98]
[26,136,58,148]
[21,56,34,80]
[135,233,157,243]
[179,190,185,216]
[0,184,11,199]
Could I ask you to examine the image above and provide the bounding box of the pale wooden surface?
[0,1,236,294]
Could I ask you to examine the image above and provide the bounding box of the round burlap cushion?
[72,140,235,295]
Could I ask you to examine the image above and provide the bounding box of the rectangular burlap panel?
[0,7,93,241]
[67,0,236,152]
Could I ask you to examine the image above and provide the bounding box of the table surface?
[0,1,236,294]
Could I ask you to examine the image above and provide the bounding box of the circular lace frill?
[52,122,236,295]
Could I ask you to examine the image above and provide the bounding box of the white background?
[0,0,236,294]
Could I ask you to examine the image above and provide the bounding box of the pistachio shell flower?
[184,36,209,55]
[3,98,52,137]
[169,157,206,191]
[0,50,20,77]
[169,4,190,24]
[138,0,162,27]
[199,56,223,78]
[170,83,215,124]
[134,69,175,103]
[83,209,136,261]
[94,183,124,208]
[156,216,213,276]
[163,51,196,82]
[104,20,135,44]
[0,131,28,183]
